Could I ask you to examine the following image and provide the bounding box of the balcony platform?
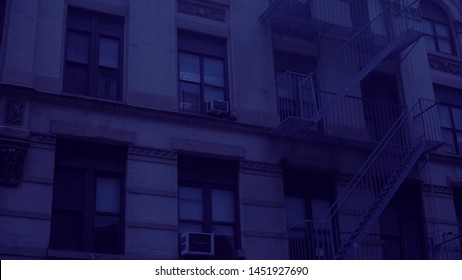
[260,0,358,40]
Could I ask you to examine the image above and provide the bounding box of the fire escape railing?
[262,1,443,260]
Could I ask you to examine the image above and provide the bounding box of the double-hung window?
[178,155,239,259]
[178,30,228,114]
[50,139,126,254]
[435,85,462,155]
[438,104,462,154]
[63,7,124,100]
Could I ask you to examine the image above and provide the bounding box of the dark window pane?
[442,128,456,153]
[435,22,450,38]
[179,186,203,221]
[179,222,203,234]
[99,37,119,68]
[423,20,435,35]
[53,168,86,211]
[67,7,93,31]
[212,189,234,223]
[49,210,82,251]
[285,196,306,227]
[438,39,453,54]
[212,225,234,259]
[438,105,452,128]
[204,86,225,103]
[457,132,462,154]
[452,107,462,130]
[97,67,119,100]
[179,82,201,112]
[179,53,200,83]
[204,58,224,87]
[64,63,89,95]
[93,215,120,253]
[67,31,89,63]
[96,177,121,214]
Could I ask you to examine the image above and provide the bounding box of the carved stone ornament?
[129,145,177,160]
[5,99,24,125]
[0,140,28,187]
[428,56,462,76]
[177,0,226,22]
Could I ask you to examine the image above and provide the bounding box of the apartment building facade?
[0,0,461,259]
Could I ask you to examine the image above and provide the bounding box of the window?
[283,168,335,259]
[421,1,456,55]
[63,7,124,100]
[454,188,462,235]
[273,50,317,122]
[0,0,6,48]
[50,139,126,254]
[435,85,462,155]
[178,30,228,114]
[178,155,239,259]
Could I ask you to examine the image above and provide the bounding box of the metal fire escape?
[261,0,442,259]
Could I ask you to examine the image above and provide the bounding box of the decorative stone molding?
[420,184,453,195]
[29,133,56,144]
[240,160,282,173]
[177,0,226,22]
[5,99,24,125]
[428,54,462,76]
[0,140,28,187]
[129,145,177,160]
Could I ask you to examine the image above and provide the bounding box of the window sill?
[178,109,237,121]
[59,91,125,105]
[47,249,124,260]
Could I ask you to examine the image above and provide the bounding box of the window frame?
[177,30,229,114]
[63,6,124,100]
[177,156,240,259]
[50,140,126,255]
[438,102,462,155]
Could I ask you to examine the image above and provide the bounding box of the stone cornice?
[177,0,227,22]
[0,83,272,137]
[129,145,177,160]
[428,53,462,76]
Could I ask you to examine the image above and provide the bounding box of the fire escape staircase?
[330,100,442,259]
[261,1,443,259]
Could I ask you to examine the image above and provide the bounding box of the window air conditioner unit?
[206,100,229,116]
[180,232,214,256]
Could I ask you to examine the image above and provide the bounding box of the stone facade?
[0,0,461,259]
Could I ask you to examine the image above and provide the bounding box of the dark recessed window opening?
[63,7,124,100]
[49,139,127,255]
[178,155,240,259]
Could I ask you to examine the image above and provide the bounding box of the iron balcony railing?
[301,0,423,125]
[434,233,462,260]
[267,71,407,141]
[264,1,423,132]
[284,223,435,260]
[281,99,441,259]
[346,232,433,260]
[283,219,335,260]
